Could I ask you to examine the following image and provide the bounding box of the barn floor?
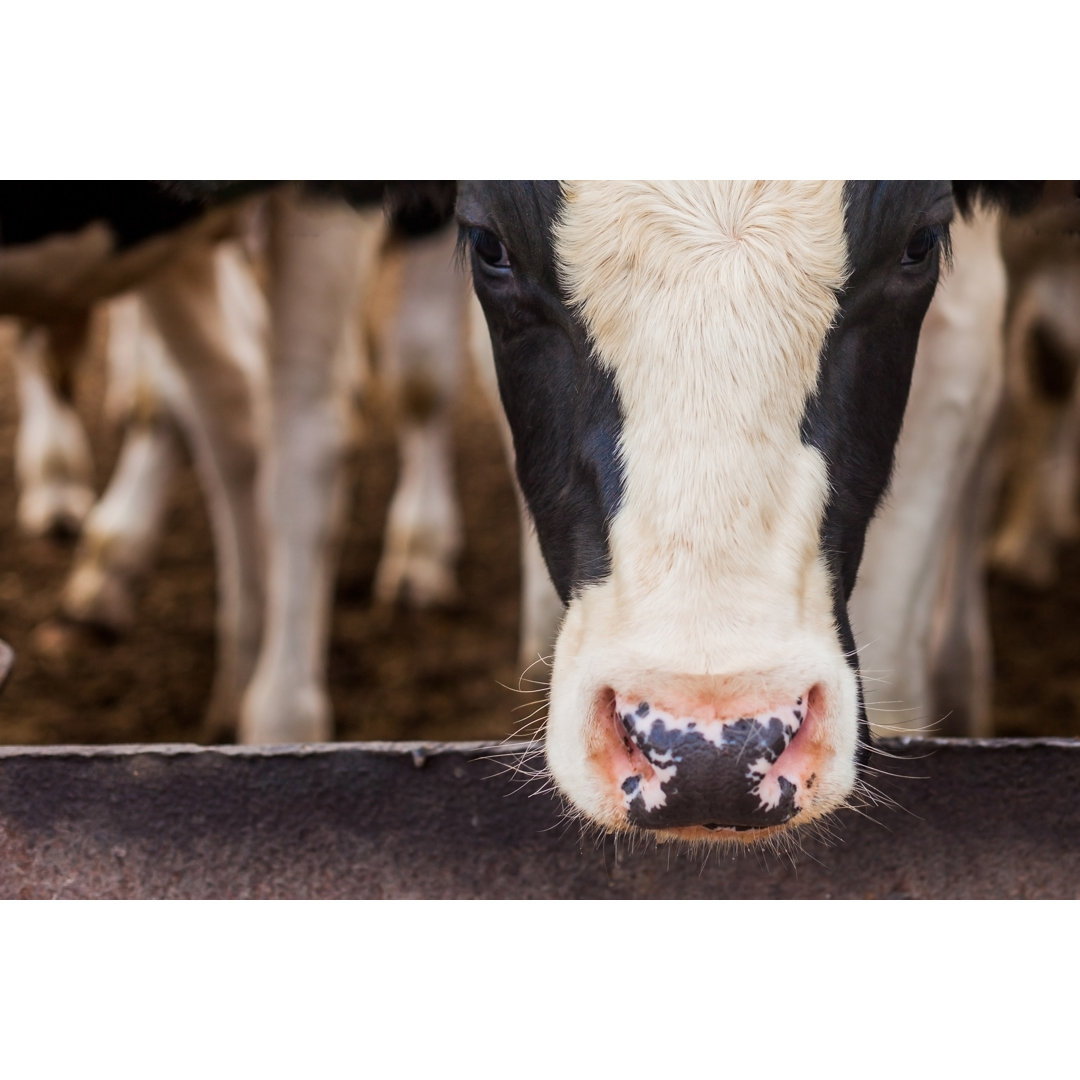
[0,324,1078,748]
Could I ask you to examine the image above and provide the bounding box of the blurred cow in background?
[988,198,1080,588]
[851,206,1007,738]
[1,181,464,743]
[855,192,1080,739]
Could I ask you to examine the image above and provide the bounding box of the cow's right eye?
[469,227,511,272]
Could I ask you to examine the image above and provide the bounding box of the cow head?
[460,180,968,846]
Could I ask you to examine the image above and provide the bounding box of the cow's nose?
[614,695,807,831]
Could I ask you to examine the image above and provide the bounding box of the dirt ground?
[0,329,1077,748]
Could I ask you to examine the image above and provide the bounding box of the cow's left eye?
[901,225,941,266]
[469,227,511,272]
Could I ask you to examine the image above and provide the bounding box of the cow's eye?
[469,227,511,272]
[901,225,941,266]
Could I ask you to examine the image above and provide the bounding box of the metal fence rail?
[1,738,1077,898]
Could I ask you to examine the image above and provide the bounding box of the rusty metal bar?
[0,737,1076,898]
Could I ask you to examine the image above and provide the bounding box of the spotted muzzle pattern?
[616,696,806,831]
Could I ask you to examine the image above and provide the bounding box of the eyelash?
[903,223,951,268]
[466,227,511,271]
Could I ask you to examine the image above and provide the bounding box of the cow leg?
[372,224,465,608]
[10,311,97,538]
[57,294,188,634]
[927,438,999,737]
[138,239,267,739]
[850,210,1006,737]
[238,189,376,744]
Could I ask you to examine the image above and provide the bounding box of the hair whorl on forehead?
[554,181,849,394]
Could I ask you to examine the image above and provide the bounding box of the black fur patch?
[459,181,625,603]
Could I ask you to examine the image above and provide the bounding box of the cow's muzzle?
[613,693,811,831]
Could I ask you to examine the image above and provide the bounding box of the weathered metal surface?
[0,738,1077,898]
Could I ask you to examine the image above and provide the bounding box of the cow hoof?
[988,536,1057,590]
[373,553,460,610]
[60,565,136,635]
[32,616,121,662]
[17,485,95,542]
[239,684,332,745]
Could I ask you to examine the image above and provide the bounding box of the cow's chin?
[543,624,861,849]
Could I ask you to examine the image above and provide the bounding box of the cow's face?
[459,181,954,845]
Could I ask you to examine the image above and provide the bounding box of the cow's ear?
[384,181,457,237]
[952,180,1080,220]
[951,181,1052,218]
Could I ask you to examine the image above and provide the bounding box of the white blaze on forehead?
[556,181,848,383]
[553,182,849,623]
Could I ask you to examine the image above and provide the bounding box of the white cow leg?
[140,240,267,740]
[928,442,999,737]
[851,210,1006,737]
[239,190,373,744]
[58,297,187,634]
[373,225,464,608]
[60,417,185,633]
[11,313,96,538]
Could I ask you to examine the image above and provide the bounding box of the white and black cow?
[458,180,1061,847]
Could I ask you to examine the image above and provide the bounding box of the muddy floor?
[0,329,1077,747]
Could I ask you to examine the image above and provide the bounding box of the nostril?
[619,701,650,741]
[613,700,657,780]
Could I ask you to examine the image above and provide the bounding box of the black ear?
[384,180,457,237]
[951,181,1051,218]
